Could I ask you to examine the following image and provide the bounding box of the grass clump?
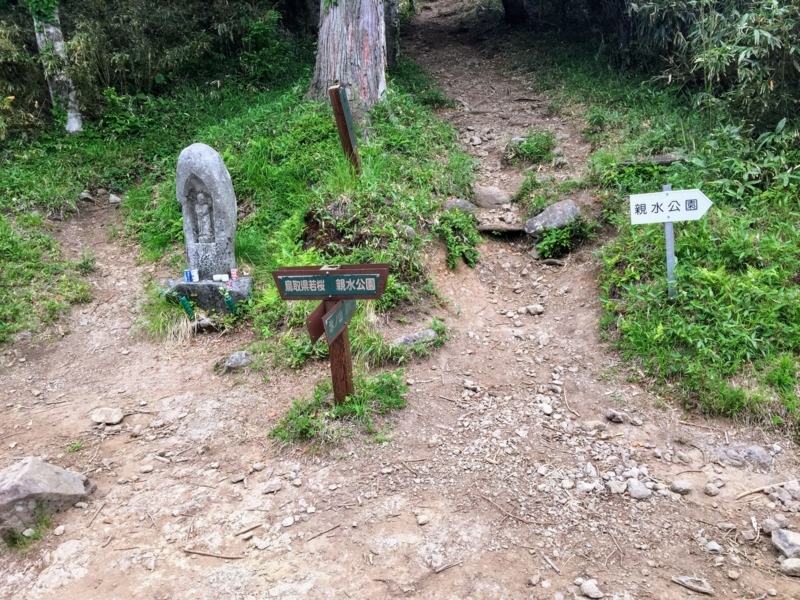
[536,217,596,259]
[505,130,556,164]
[4,508,51,550]
[269,370,408,444]
[66,441,83,452]
[432,210,482,268]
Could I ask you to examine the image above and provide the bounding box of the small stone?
[706,541,723,554]
[726,569,740,580]
[209,462,220,469]
[607,480,627,494]
[704,483,720,497]
[538,334,550,347]
[22,528,35,537]
[580,578,604,599]
[767,588,778,596]
[90,407,124,425]
[540,404,554,416]
[140,465,154,474]
[605,409,628,424]
[242,531,254,541]
[474,185,511,208]
[417,515,429,526]
[253,537,269,550]
[527,304,545,315]
[292,478,302,487]
[281,516,294,528]
[781,558,800,577]
[216,351,252,374]
[262,479,282,494]
[627,479,652,500]
[772,443,783,455]
[739,529,756,543]
[670,480,693,495]
[527,573,540,586]
[230,474,245,484]
[74,501,88,509]
[392,329,438,347]
[108,194,122,205]
[772,528,800,558]
[53,525,65,536]
[762,518,780,534]
[252,462,265,471]
[307,507,316,514]
[562,479,574,490]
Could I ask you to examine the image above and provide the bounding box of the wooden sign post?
[272,264,389,403]
[328,85,362,175]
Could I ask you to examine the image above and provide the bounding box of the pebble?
[292,478,302,487]
[670,480,693,495]
[22,528,35,537]
[706,541,723,554]
[74,502,88,509]
[140,465,154,474]
[781,558,800,577]
[417,515,430,526]
[627,479,652,500]
[230,474,245,483]
[704,483,720,497]
[768,588,777,596]
[263,479,283,494]
[772,528,800,558]
[580,579,604,599]
[605,409,628,423]
[252,462,265,471]
[209,462,220,469]
[540,404,553,416]
[53,525,65,536]
[253,537,269,550]
[562,479,574,490]
[527,304,544,315]
[281,516,294,528]
[242,531,254,541]
[607,480,627,494]
[726,569,740,580]
[90,407,124,425]
[527,574,540,586]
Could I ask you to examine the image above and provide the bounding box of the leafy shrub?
[432,209,482,268]
[536,217,596,258]
[506,130,556,164]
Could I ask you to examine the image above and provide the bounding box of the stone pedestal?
[167,278,253,315]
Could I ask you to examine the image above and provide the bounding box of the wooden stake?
[328,85,361,174]
[326,301,354,404]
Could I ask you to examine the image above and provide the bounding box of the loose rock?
[474,185,511,208]
[703,483,720,497]
[216,351,252,374]
[524,199,580,236]
[772,529,800,558]
[670,480,693,495]
[90,407,124,425]
[392,329,437,347]
[443,199,477,214]
[53,525,65,536]
[627,479,652,500]
[281,516,294,528]
[417,515,429,526]
[262,479,282,494]
[781,558,800,577]
[580,578,604,599]
[605,409,628,424]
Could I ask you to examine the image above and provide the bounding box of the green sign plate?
[323,300,357,343]
[277,273,380,298]
[272,264,389,301]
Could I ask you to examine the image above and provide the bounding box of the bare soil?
[2,1,800,598]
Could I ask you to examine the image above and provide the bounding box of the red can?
[230,268,239,281]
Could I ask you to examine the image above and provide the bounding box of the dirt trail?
[1,2,800,599]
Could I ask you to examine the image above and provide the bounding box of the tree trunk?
[501,0,529,25]
[309,0,387,119]
[385,0,400,68]
[32,7,82,133]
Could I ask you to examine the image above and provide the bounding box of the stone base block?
[167,277,253,314]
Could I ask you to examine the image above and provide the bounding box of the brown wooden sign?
[273,264,389,403]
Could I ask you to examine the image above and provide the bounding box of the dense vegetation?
[1,0,798,429]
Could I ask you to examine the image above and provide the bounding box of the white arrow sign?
[630,189,713,225]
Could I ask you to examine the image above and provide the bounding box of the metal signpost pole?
[629,187,712,299]
[663,184,677,298]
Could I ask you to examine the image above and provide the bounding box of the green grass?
[432,210,482,269]
[1,53,477,355]
[4,508,51,550]
[536,216,596,259]
[516,33,800,427]
[270,370,408,444]
[505,130,556,164]
[66,441,83,452]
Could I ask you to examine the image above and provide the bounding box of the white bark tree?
[309,0,387,118]
[31,4,82,133]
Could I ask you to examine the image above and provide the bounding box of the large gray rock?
[524,199,580,236]
[772,529,800,558]
[176,143,238,281]
[392,329,438,347]
[781,558,800,577]
[167,278,253,315]
[473,185,511,208]
[90,407,124,425]
[443,199,477,214]
[627,478,652,500]
[0,458,94,541]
